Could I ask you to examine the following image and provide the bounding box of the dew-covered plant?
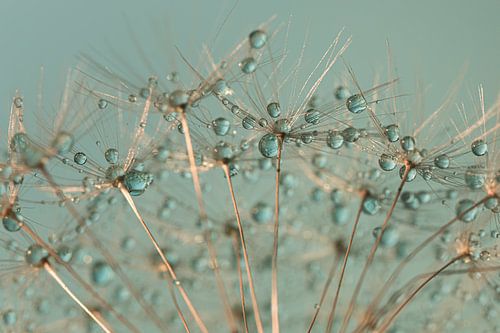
[0,15,499,333]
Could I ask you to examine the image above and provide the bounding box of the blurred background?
[0,1,499,331]
[1,0,500,115]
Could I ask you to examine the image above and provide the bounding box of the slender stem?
[223,163,265,333]
[340,163,411,333]
[434,265,500,276]
[40,166,167,332]
[377,255,464,332]
[19,222,140,333]
[43,260,113,333]
[179,111,237,333]
[307,252,341,333]
[119,184,202,333]
[86,228,171,332]
[272,138,284,333]
[231,233,249,333]
[325,192,366,333]
[359,195,491,329]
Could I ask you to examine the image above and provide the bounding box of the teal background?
[1,0,500,115]
[0,1,499,331]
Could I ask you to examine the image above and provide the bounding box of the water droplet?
[267,102,281,118]
[169,90,189,108]
[239,57,257,74]
[139,87,150,99]
[363,196,381,215]
[57,245,73,262]
[379,154,397,171]
[25,244,48,266]
[373,226,399,248]
[74,152,87,165]
[312,153,327,169]
[274,119,291,134]
[334,86,350,100]
[105,148,119,164]
[98,98,108,109]
[301,133,314,144]
[456,199,478,223]
[10,133,29,152]
[342,127,360,143]
[464,166,486,190]
[471,139,487,156]
[13,97,23,108]
[384,124,400,142]
[400,136,416,152]
[326,131,344,149]
[2,309,16,326]
[123,170,154,196]
[416,191,431,204]
[214,141,234,161]
[2,214,21,232]
[251,202,273,223]
[231,105,240,115]
[332,205,350,225]
[259,133,279,158]
[304,109,321,124]
[167,71,178,82]
[399,165,417,182]
[249,30,267,49]
[52,132,74,154]
[434,154,450,169]
[485,197,498,210]
[91,261,114,286]
[242,116,257,130]
[212,79,232,96]
[346,94,367,114]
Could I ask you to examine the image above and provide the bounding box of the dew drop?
[378,154,397,171]
[434,154,450,169]
[456,199,478,223]
[98,98,108,109]
[239,57,257,74]
[104,148,119,164]
[249,30,267,49]
[13,97,23,108]
[346,94,367,114]
[471,139,487,156]
[267,102,281,118]
[258,133,279,158]
[74,152,87,165]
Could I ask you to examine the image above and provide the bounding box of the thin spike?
[43,260,114,333]
[377,255,464,332]
[118,183,203,333]
[340,162,411,333]
[231,233,249,333]
[179,110,238,333]
[325,191,366,333]
[271,137,284,333]
[223,163,265,333]
[307,251,341,333]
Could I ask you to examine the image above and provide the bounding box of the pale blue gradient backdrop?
[0,1,499,331]
[1,0,500,130]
